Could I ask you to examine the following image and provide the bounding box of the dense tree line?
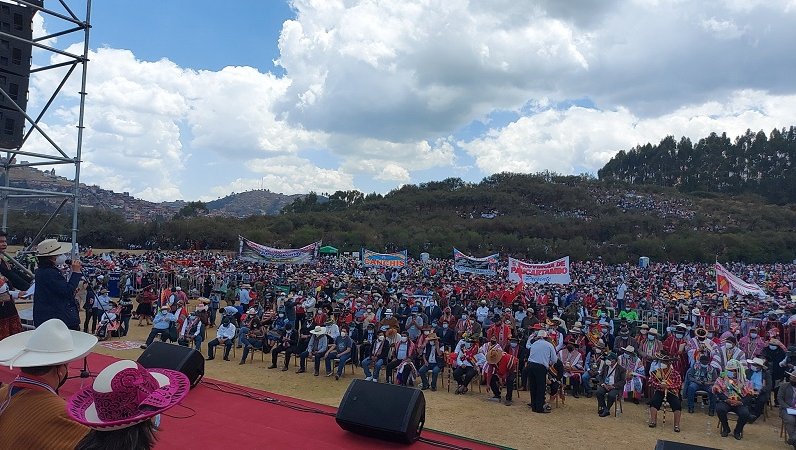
[598,127,796,204]
[5,172,795,264]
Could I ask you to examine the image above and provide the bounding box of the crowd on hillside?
[589,188,697,220]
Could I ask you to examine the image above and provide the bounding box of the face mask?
[161,310,168,315]
[750,333,757,339]
[341,332,348,337]
[279,314,284,318]
[55,254,68,265]
[725,343,734,349]
[648,335,655,341]
[385,314,392,318]
[750,365,760,372]
[700,363,708,369]
[378,335,385,341]
[464,343,472,349]
[504,321,511,326]
[640,330,647,335]
[659,363,668,369]
[625,307,630,311]
[400,336,408,342]
[770,345,778,350]
[510,342,518,348]
[443,323,449,329]
[594,349,602,354]
[462,315,467,320]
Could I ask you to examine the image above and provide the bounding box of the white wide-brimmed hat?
[35,238,72,257]
[0,319,97,369]
[309,326,327,335]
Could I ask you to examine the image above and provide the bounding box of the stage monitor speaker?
[655,440,718,450]
[336,379,425,444]
[137,342,204,388]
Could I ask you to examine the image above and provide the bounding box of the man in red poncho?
[486,347,518,406]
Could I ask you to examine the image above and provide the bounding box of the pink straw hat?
[67,360,189,431]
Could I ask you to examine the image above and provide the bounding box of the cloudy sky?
[23,0,796,202]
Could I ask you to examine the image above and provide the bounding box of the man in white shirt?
[525,330,558,413]
[238,284,251,308]
[616,280,628,311]
[476,301,490,325]
[207,316,236,361]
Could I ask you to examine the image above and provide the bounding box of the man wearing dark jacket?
[270,323,299,370]
[33,239,82,330]
[596,352,627,417]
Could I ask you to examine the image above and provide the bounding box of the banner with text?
[453,248,499,276]
[715,262,766,298]
[507,256,571,285]
[361,248,408,268]
[239,236,319,265]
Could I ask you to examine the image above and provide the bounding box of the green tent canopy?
[319,245,338,255]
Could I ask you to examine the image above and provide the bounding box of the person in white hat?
[526,329,557,414]
[745,357,772,423]
[33,239,83,330]
[297,326,328,375]
[0,318,97,449]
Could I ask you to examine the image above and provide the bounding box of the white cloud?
[700,17,745,39]
[203,155,355,198]
[19,1,796,203]
[461,90,796,175]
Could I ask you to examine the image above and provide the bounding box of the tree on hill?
[599,127,796,204]
[175,201,209,218]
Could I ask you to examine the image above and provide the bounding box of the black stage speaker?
[137,342,204,388]
[655,440,718,450]
[336,379,425,444]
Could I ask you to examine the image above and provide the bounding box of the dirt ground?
[63,307,780,450]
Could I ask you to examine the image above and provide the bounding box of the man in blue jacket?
[33,239,82,330]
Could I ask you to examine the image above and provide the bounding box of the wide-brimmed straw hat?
[486,347,504,365]
[0,319,97,369]
[35,238,72,257]
[310,326,327,335]
[747,357,766,367]
[67,360,189,431]
[654,351,676,361]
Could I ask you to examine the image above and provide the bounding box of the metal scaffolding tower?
[0,0,91,257]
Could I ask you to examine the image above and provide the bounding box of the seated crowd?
[135,278,795,446]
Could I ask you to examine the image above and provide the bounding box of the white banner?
[507,256,571,285]
[715,262,766,298]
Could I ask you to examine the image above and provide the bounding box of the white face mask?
[423,331,430,335]
[400,336,408,342]
[725,343,734,349]
[341,332,347,337]
[659,363,668,369]
[377,335,385,341]
[770,345,778,350]
[750,333,757,339]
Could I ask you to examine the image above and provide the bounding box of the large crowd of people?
[1,238,796,448]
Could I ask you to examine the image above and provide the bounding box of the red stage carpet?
[0,353,501,450]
